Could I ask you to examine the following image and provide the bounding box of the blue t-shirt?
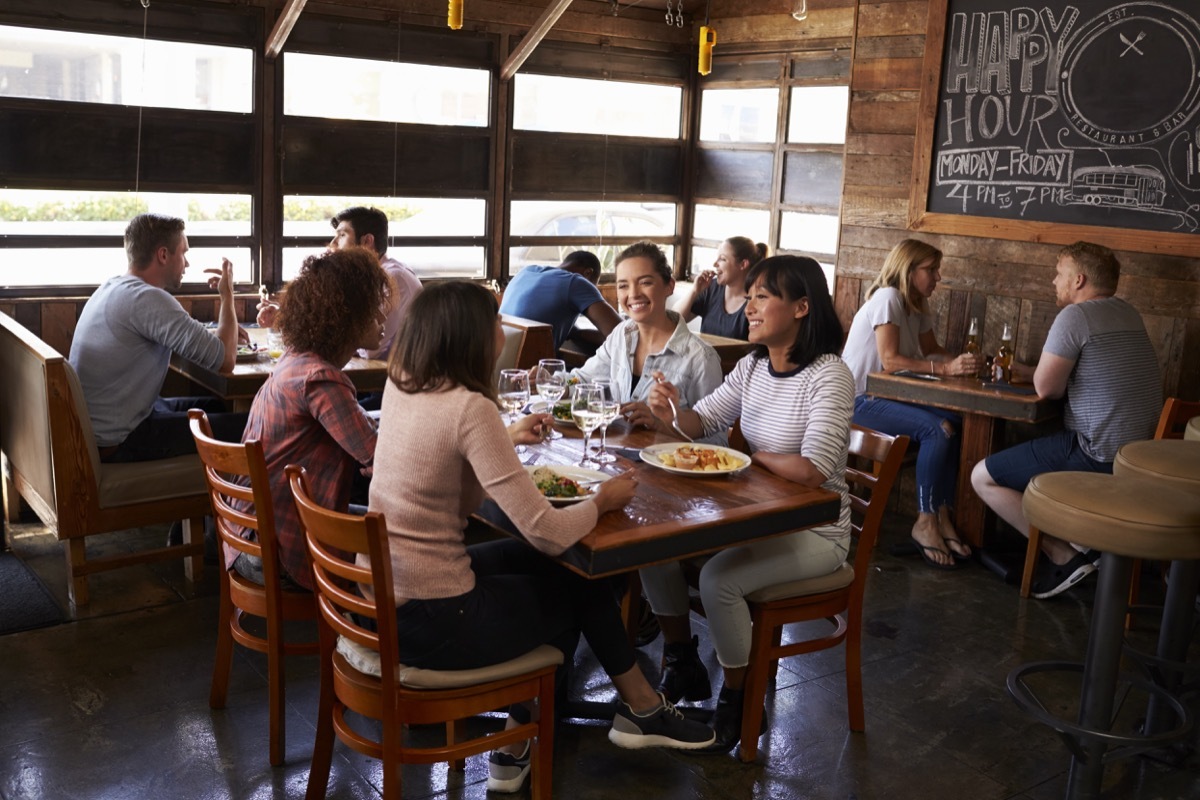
[499,265,606,349]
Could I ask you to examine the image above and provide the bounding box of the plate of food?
[526,465,608,504]
[235,344,263,363]
[639,443,751,476]
[550,401,575,426]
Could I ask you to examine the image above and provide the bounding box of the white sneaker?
[486,742,530,793]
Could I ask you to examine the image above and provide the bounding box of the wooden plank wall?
[839,0,1198,400]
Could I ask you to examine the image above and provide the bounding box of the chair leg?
[305,654,337,800]
[738,609,774,763]
[1125,559,1143,631]
[268,632,286,766]
[532,672,556,800]
[209,574,235,710]
[63,539,89,607]
[1019,526,1042,598]
[845,627,865,732]
[446,720,465,770]
[182,516,205,584]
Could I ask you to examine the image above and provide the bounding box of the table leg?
[955,413,1000,549]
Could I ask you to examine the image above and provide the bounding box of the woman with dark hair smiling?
[369,281,715,794]
[641,255,854,753]
[232,247,391,590]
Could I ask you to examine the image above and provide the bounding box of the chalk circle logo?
[1060,3,1200,145]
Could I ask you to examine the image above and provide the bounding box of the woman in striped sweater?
[640,255,854,754]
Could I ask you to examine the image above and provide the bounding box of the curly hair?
[276,247,393,364]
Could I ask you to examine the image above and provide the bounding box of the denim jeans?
[853,395,960,514]
[102,396,247,463]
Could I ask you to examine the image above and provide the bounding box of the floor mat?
[0,552,65,635]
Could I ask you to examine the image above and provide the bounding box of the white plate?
[525,465,608,504]
[639,443,751,476]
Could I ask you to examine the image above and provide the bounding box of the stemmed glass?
[570,382,602,467]
[497,369,530,427]
[590,381,620,464]
[535,358,568,440]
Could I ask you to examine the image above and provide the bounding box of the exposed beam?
[265,0,309,60]
[500,0,576,81]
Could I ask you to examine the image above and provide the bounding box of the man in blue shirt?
[499,251,621,354]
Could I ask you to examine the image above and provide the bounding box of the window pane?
[699,88,779,143]
[691,204,770,245]
[780,211,839,255]
[0,189,252,237]
[513,74,681,138]
[510,201,674,238]
[283,53,488,126]
[511,245,675,276]
[0,25,252,112]
[689,245,717,279]
[787,86,849,144]
[0,247,251,288]
[282,246,483,281]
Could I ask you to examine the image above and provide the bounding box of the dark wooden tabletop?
[473,418,841,578]
[865,372,1059,424]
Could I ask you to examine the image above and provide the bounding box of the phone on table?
[892,369,940,381]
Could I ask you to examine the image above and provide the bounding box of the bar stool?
[1113,439,1200,738]
[1007,471,1200,800]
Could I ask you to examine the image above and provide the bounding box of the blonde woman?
[841,239,982,569]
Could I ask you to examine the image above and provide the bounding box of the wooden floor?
[1,513,1197,800]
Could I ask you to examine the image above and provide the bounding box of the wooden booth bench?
[0,312,210,607]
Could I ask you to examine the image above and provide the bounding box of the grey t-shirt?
[69,275,224,447]
[842,287,934,396]
[1044,296,1161,462]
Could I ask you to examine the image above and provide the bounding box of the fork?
[666,396,694,442]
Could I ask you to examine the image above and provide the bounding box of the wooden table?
[472,419,841,578]
[865,372,1059,548]
[169,327,389,411]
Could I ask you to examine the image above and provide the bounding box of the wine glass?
[590,381,620,464]
[497,369,530,427]
[570,382,601,467]
[535,358,568,440]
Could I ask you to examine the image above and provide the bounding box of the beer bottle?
[994,322,1014,383]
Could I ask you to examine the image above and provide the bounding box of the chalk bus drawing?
[1067,165,1167,208]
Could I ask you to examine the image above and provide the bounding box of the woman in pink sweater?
[369,281,715,793]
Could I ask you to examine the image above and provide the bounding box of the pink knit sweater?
[368,381,599,604]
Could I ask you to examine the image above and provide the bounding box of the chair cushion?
[1186,416,1200,442]
[1114,440,1200,495]
[1023,472,1200,560]
[336,636,563,689]
[96,455,209,508]
[746,563,854,604]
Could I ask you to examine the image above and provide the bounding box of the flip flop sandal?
[942,537,972,562]
[915,542,961,571]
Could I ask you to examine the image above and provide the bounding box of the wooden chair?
[725,425,909,762]
[188,409,318,767]
[497,314,556,371]
[287,465,562,800]
[1019,397,1200,598]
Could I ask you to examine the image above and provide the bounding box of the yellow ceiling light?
[448,0,463,30]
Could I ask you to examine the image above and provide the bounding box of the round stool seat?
[1114,439,1200,494]
[1023,472,1200,560]
[1186,416,1200,442]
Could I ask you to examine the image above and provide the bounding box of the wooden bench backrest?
[498,314,555,371]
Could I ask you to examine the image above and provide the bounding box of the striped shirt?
[1044,297,1161,462]
[693,352,855,543]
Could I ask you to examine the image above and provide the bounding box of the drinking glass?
[497,369,530,427]
[570,383,601,467]
[590,381,620,464]
[535,358,568,440]
[266,329,285,362]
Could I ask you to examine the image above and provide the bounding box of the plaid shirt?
[234,351,377,589]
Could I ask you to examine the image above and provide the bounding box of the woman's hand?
[645,371,679,425]
[592,472,637,515]
[509,412,551,445]
[692,270,715,294]
[620,400,659,429]
[940,352,983,377]
[257,300,280,328]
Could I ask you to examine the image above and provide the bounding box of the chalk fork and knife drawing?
[1120,31,1145,57]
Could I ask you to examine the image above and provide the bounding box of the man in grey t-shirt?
[970,242,1161,598]
[69,213,247,462]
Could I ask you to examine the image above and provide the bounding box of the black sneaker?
[659,635,712,703]
[608,693,716,750]
[486,742,530,793]
[1031,551,1098,599]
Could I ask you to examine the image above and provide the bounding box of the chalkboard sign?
[910,0,1200,257]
